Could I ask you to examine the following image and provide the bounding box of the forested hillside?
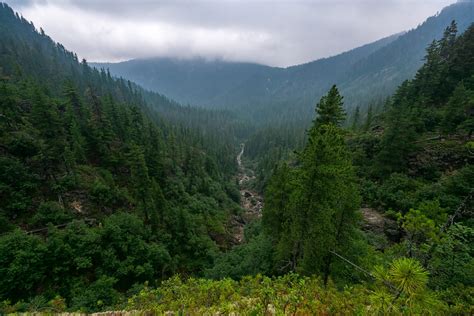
[95,33,400,123]
[0,2,248,311]
[121,22,473,314]
[96,0,474,126]
[94,57,272,108]
[212,20,473,314]
[0,1,473,315]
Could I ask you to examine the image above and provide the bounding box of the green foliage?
[263,86,362,283]
[0,231,47,301]
[351,105,361,130]
[253,21,474,314]
[363,104,374,132]
[95,2,474,128]
[70,276,121,312]
[375,97,419,175]
[0,4,243,309]
[370,258,440,314]
[314,85,346,127]
[206,232,273,280]
[122,272,459,315]
[397,209,437,259]
[416,199,448,226]
[438,284,474,314]
[373,23,474,178]
[442,82,474,135]
[429,224,474,289]
[389,258,429,295]
[377,173,424,212]
[0,156,37,218]
[1,3,473,314]
[30,201,72,227]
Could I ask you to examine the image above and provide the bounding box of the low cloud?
[6,0,454,66]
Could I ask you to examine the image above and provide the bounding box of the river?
[232,143,263,244]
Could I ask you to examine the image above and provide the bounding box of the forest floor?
[232,143,264,244]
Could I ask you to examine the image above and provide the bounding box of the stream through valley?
[232,143,263,244]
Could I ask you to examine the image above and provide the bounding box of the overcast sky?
[6,0,456,67]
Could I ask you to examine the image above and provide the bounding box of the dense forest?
[0,1,473,314]
[209,20,473,314]
[98,0,474,127]
[0,2,249,311]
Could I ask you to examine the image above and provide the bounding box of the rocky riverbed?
[231,143,263,244]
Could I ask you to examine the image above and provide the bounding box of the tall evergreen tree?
[441,82,473,134]
[298,124,360,283]
[439,20,458,61]
[127,144,154,223]
[364,104,373,132]
[351,106,360,130]
[314,85,346,127]
[262,163,297,271]
[264,86,361,282]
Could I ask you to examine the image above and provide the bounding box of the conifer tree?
[415,40,443,103]
[315,85,346,127]
[351,106,360,130]
[441,82,472,134]
[364,104,373,132]
[375,101,417,175]
[262,163,298,271]
[439,20,457,61]
[127,144,153,223]
[264,86,361,282]
[298,123,360,283]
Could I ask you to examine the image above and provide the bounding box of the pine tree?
[315,85,346,127]
[375,101,417,175]
[439,20,457,61]
[150,179,168,232]
[364,104,373,132]
[415,40,443,103]
[264,87,361,282]
[441,82,472,134]
[351,106,360,130]
[262,163,297,271]
[298,123,360,282]
[127,144,153,223]
[30,88,67,179]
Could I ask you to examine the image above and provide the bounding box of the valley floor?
[232,143,264,243]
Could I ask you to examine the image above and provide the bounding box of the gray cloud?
[5,0,455,66]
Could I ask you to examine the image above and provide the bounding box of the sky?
[6,0,456,67]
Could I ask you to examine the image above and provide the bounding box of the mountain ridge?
[94,0,474,124]
[92,32,400,109]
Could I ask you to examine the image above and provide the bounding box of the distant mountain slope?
[93,33,399,110]
[93,57,273,107]
[209,33,402,120]
[339,0,474,107]
[96,1,474,124]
